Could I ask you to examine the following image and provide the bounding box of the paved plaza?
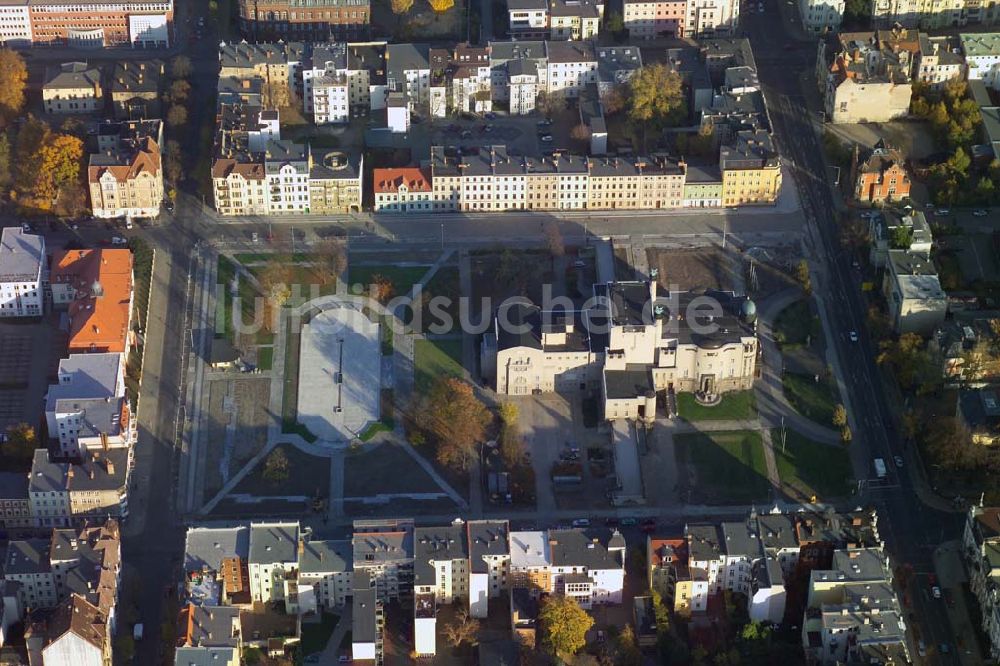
[296,300,381,441]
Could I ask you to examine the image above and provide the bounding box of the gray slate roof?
[300,539,352,574]
[249,522,299,565]
[468,520,509,574]
[4,538,50,575]
[0,228,44,283]
[184,526,250,573]
[414,524,468,585]
[174,647,239,666]
[547,528,624,570]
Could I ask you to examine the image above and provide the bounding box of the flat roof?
[249,522,299,565]
[0,228,44,283]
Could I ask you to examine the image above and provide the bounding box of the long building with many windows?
[0,0,174,47]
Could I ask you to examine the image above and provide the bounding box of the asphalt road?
[744,0,965,660]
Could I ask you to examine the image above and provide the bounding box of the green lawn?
[676,390,756,422]
[420,267,461,333]
[773,428,854,499]
[783,372,839,426]
[674,430,771,503]
[414,339,464,392]
[256,346,274,371]
[358,420,394,442]
[298,612,339,660]
[348,265,430,298]
[773,298,820,348]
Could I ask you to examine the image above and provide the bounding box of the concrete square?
[297,302,380,442]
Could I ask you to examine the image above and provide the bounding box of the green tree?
[612,625,642,666]
[890,224,913,249]
[627,64,686,129]
[794,259,812,294]
[539,595,594,657]
[0,131,11,192]
[877,333,934,390]
[171,55,192,79]
[262,448,290,483]
[414,377,491,471]
[114,634,135,662]
[843,0,870,24]
[832,403,847,427]
[0,49,27,121]
[5,422,36,462]
[605,10,625,37]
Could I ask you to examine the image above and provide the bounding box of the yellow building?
[720,130,782,206]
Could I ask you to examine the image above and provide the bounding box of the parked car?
[932,585,942,599]
[485,112,497,120]
[460,130,472,139]
[111,236,128,246]
[572,518,590,528]
[894,455,904,468]
[540,135,553,142]
[537,118,552,127]
[620,517,638,526]
[935,208,951,216]
[849,330,859,343]
[639,519,657,533]
[973,209,989,217]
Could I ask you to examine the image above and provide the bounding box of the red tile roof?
[373,167,432,194]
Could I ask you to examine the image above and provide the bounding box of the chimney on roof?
[106,459,114,475]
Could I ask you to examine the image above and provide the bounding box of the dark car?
[640,519,657,533]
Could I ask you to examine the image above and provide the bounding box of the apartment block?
[549,0,602,40]
[546,40,597,97]
[964,506,1000,660]
[42,62,103,114]
[801,548,908,664]
[648,537,709,616]
[414,522,469,606]
[873,0,1000,28]
[509,531,552,593]
[248,522,300,608]
[23,0,171,47]
[916,34,964,87]
[352,518,414,601]
[298,539,353,610]
[237,0,369,41]
[547,529,626,608]
[428,44,492,118]
[623,0,686,38]
[0,228,45,318]
[719,130,782,206]
[882,249,946,334]
[468,520,510,619]
[29,448,131,527]
[490,40,548,106]
[819,30,915,123]
[0,472,31,529]
[964,33,1000,89]
[508,0,549,36]
[219,41,304,107]
[372,167,433,213]
[32,594,112,666]
[800,0,844,31]
[685,0,740,35]
[46,352,131,457]
[88,134,164,220]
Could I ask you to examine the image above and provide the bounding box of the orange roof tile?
[87,137,161,184]
[373,167,432,194]
[55,249,134,354]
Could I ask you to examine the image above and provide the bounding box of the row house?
[719,130,782,206]
[0,228,45,319]
[386,42,431,113]
[298,539,353,611]
[468,520,511,618]
[88,135,164,220]
[490,41,549,110]
[685,0,741,35]
[302,43,350,123]
[8,0,172,48]
[414,522,469,606]
[916,34,965,87]
[45,352,132,457]
[372,167,434,213]
[29,448,132,528]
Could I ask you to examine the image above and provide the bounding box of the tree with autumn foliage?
[627,64,686,128]
[391,0,413,13]
[258,260,293,331]
[428,0,454,11]
[12,118,84,214]
[539,595,593,658]
[413,377,490,470]
[4,422,36,464]
[0,49,27,122]
[369,274,395,304]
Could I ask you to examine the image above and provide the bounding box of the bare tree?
[442,609,480,648]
